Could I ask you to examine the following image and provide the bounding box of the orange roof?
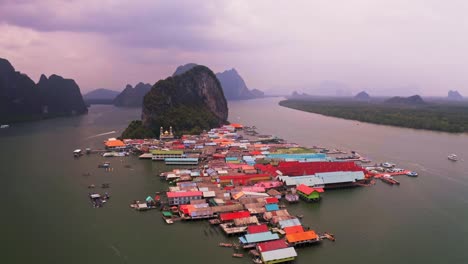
[230,123,243,128]
[283,225,304,234]
[105,140,125,147]
[285,230,318,243]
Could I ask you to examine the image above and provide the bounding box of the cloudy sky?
[1,0,467,96]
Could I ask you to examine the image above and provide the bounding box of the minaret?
[169,126,173,136]
[160,127,163,136]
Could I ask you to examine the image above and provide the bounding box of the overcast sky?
[1,0,467,96]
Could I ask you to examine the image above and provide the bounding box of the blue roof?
[266,153,327,160]
[240,231,279,244]
[278,218,301,228]
[265,204,279,212]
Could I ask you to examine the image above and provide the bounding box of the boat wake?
[86,131,116,139]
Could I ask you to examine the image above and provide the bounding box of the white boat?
[448,154,458,161]
[73,149,82,156]
[406,171,418,177]
[0,124,10,129]
[381,162,396,168]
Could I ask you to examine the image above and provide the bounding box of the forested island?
[279,98,468,133]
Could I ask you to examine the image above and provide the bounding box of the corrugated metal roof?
[265,204,280,212]
[261,247,297,262]
[220,211,250,221]
[247,224,269,234]
[241,231,279,243]
[283,225,304,234]
[278,218,301,229]
[257,239,288,252]
[167,191,203,198]
[285,230,318,243]
[316,171,365,184]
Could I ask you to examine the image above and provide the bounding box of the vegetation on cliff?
[279,99,468,133]
[121,120,155,139]
[122,65,228,138]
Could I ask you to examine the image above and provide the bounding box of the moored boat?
[448,154,458,161]
[406,171,418,177]
[232,253,244,258]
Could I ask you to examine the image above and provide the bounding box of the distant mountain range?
[173,63,264,100]
[83,88,120,100]
[385,95,425,105]
[0,57,87,123]
[113,83,152,107]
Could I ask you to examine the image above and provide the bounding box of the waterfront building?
[257,240,297,264]
[166,191,203,205]
[151,149,184,161]
[104,139,126,150]
[296,184,324,202]
[285,230,320,246]
[278,171,366,189]
[164,158,199,165]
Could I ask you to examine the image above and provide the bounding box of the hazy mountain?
[113,82,152,107]
[385,95,425,105]
[447,90,463,101]
[354,91,370,100]
[83,88,120,100]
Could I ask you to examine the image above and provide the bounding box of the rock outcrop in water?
[37,74,88,115]
[0,57,87,123]
[123,65,228,138]
[113,82,152,107]
[447,90,463,101]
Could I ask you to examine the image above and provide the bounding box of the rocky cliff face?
[141,65,228,137]
[0,58,87,123]
[172,63,198,77]
[113,82,152,107]
[0,58,41,122]
[37,74,88,115]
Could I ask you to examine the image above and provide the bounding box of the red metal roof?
[296,184,324,195]
[247,224,269,234]
[219,211,250,221]
[166,191,203,198]
[256,161,364,176]
[283,225,304,234]
[257,239,288,252]
[265,197,279,204]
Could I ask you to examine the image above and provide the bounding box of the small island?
[279,96,468,133]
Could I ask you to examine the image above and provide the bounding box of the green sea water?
[1,98,467,263]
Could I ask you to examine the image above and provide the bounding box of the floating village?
[75,124,418,264]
